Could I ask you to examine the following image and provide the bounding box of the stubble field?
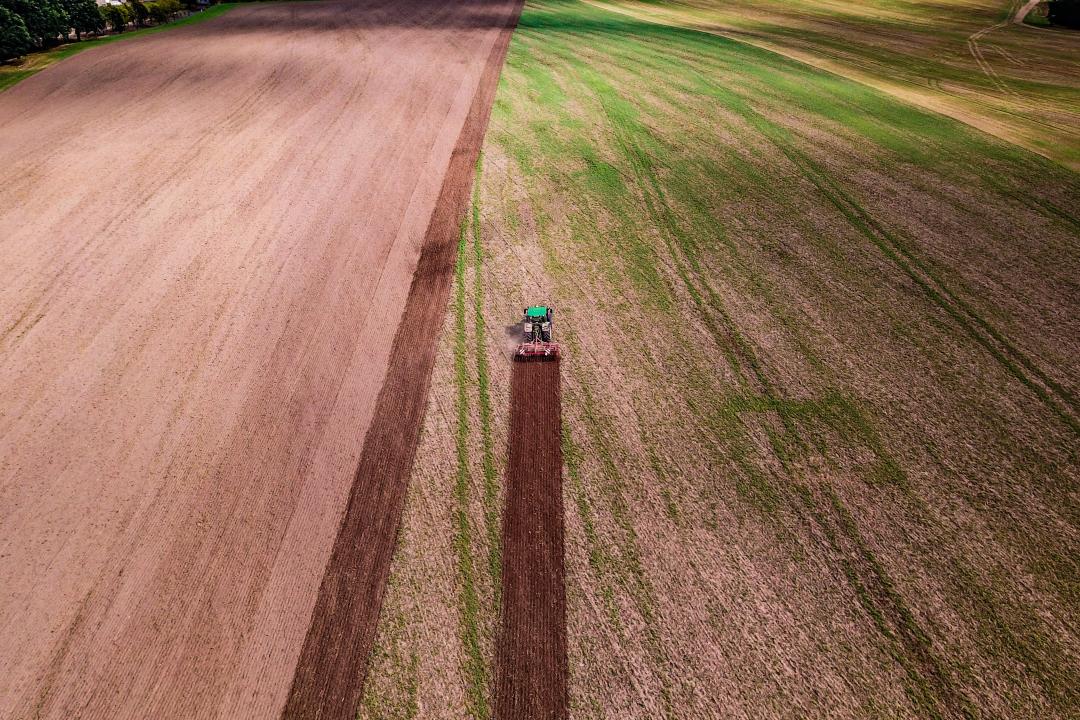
[587,0,1080,169]
[362,0,1079,717]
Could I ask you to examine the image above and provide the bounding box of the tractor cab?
[523,306,552,342]
[516,305,560,359]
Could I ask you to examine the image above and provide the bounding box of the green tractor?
[516,305,560,359]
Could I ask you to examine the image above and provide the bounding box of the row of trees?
[99,0,184,33]
[1,0,186,61]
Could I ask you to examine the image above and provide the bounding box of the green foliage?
[127,0,147,27]
[146,0,181,24]
[1,0,68,48]
[0,5,33,59]
[60,0,101,39]
[1024,6,1051,26]
[100,2,130,32]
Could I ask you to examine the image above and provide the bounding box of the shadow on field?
[189,0,526,35]
[186,0,703,38]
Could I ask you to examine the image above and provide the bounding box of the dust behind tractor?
[515,305,561,360]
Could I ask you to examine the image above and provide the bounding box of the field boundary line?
[280,2,523,718]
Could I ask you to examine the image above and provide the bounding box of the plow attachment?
[515,341,561,360]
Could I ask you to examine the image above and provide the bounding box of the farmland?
[0,3,238,92]
[495,357,567,718]
[363,0,1079,717]
[588,0,1080,169]
[0,0,518,717]
[0,0,1077,716]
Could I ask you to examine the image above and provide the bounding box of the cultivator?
[515,305,561,360]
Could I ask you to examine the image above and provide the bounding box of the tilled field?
[284,6,520,718]
[494,357,567,720]
[0,0,519,717]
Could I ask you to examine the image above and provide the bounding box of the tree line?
[1,0,189,61]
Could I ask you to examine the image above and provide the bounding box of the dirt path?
[0,0,519,717]
[282,4,522,718]
[967,0,1046,100]
[1014,0,1043,24]
[966,0,1034,98]
[494,357,567,720]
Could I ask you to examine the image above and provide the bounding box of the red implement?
[515,342,561,360]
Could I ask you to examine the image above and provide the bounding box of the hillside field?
[589,0,1080,169]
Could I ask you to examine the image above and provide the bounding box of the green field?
[366,0,1080,717]
[589,0,1080,169]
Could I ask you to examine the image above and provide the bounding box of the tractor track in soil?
[281,3,523,719]
[494,357,567,720]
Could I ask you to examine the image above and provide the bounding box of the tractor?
[516,305,560,359]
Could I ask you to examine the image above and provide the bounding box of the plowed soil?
[494,357,567,720]
[0,0,519,717]
[283,3,521,718]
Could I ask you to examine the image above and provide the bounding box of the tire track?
[965,0,1038,100]
[623,42,1080,435]
[494,357,567,720]
[280,3,522,718]
[531,19,978,715]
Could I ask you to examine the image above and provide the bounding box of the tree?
[1,4,33,60]
[127,0,147,27]
[145,0,180,25]
[100,2,129,32]
[61,0,102,39]
[157,0,181,20]
[99,1,131,32]
[0,0,69,48]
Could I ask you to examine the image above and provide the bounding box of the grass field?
[0,4,237,92]
[363,0,1079,716]
[588,0,1080,170]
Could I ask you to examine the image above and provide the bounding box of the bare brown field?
[284,4,520,717]
[494,357,567,720]
[0,0,519,717]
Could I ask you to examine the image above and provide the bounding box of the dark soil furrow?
[281,4,522,718]
[494,357,567,720]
